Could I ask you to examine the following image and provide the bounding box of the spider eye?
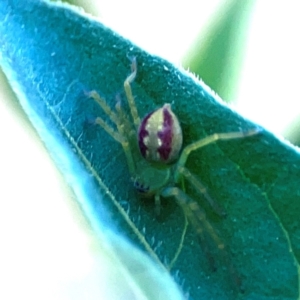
[138,104,183,164]
[133,179,150,193]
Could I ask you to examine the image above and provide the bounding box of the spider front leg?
[88,90,136,175]
[88,58,144,175]
[123,57,141,129]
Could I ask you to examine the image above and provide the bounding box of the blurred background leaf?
[182,0,256,103]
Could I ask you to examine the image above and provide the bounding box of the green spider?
[88,58,259,286]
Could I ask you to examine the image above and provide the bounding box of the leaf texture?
[0,1,299,299]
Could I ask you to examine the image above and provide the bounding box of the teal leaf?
[183,0,256,102]
[0,1,299,299]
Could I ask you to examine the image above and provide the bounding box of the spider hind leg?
[161,186,242,291]
[178,166,227,217]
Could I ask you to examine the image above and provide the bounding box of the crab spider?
[88,58,259,287]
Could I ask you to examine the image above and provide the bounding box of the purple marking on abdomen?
[138,112,152,158]
[157,106,173,161]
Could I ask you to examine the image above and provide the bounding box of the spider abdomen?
[138,104,183,164]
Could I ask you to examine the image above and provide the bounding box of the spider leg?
[161,186,242,289]
[88,91,136,174]
[175,129,260,181]
[161,187,225,249]
[177,166,226,217]
[115,95,137,143]
[154,193,162,216]
[124,57,141,129]
[88,90,120,125]
[114,101,137,174]
[93,116,124,143]
[161,187,224,268]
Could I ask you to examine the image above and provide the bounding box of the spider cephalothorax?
[88,58,260,289]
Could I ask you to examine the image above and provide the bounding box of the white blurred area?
[236,1,300,139]
[1,1,300,299]
[95,0,223,63]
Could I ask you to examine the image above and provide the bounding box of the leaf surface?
[0,1,299,299]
